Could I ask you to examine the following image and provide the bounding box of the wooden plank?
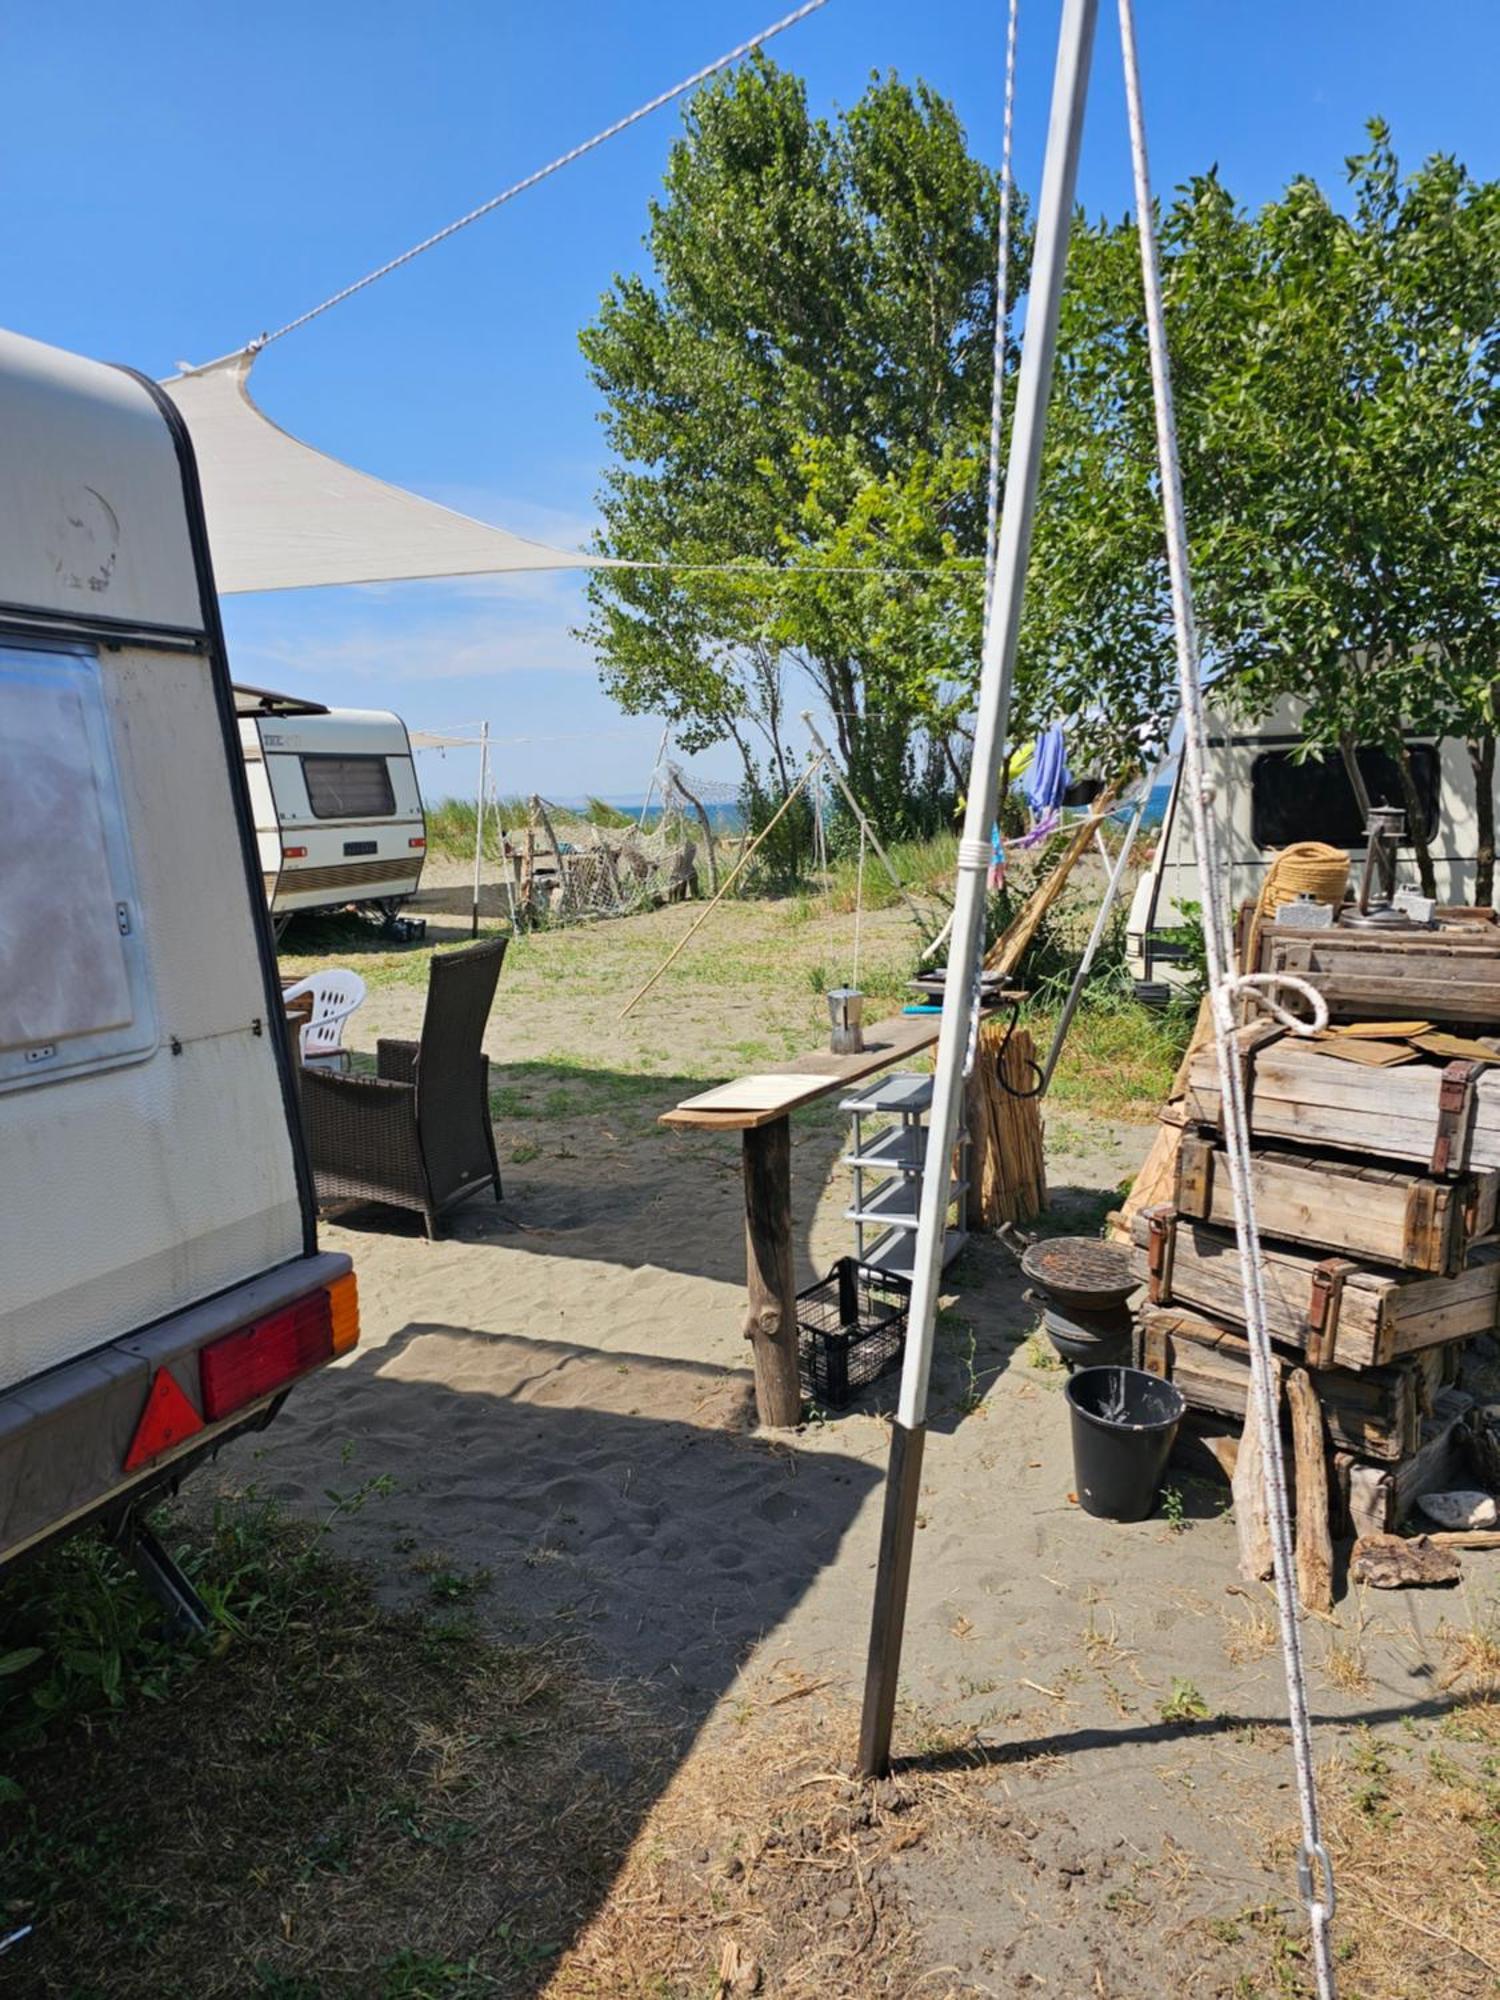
[661,1011,950,1132]
[1130,1212,1500,1368]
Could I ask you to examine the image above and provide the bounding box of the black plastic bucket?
[1065,1365,1185,1522]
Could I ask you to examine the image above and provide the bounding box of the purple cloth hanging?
[1023,723,1070,817]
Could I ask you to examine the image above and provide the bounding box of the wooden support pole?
[856,1421,926,1777]
[741,1118,803,1428]
[1286,1367,1334,1615]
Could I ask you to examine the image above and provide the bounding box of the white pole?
[858,0,1099,1780]
[639,722,670,833]
[471,721,490,939]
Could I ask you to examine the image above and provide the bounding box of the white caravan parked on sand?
[0,326,357,1604]
[1127,696,1487,1004]
[236,688,427,932]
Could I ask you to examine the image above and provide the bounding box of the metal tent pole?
[471,720,490,939]
[856,0,1100,1781]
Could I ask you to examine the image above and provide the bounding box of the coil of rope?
[1245,841,1351,971]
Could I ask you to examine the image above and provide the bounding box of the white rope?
[1116,3,1338,1990]
[981,0,1022,633]
[249,0,834,351]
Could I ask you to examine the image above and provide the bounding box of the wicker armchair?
[300,937,507,1238]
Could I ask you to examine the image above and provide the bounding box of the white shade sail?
[162,349,597,595]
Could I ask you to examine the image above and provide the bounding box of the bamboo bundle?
[965,1020,1047,1226]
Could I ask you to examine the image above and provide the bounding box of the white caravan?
[0,327,357,1594]
[236,688,427,930]
[1127,695,1483,1003]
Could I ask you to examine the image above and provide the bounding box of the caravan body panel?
[0,324,343,1566]
[2,643,304,1391]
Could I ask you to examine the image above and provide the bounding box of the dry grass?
[1222,1595,1279,1668]
[1298,1702,1500,2000]
[0,1499,671,1999]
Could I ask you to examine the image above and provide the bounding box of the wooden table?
[661,1011,950,1426]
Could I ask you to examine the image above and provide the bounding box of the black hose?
[993,996,1045,1098]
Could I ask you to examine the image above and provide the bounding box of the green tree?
[579,58,1018,835]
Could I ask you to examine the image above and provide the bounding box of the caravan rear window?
[301,755,395,820]
[0,643,156,1090]
[1250,745,1440,850]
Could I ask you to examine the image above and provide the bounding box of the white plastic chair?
[281,969,366,1070]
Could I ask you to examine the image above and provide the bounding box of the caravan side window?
[301,755,396,820]
[0,644,157,1091]
[1250,745,1440,850]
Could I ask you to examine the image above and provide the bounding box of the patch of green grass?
[1029,996,1190,1123]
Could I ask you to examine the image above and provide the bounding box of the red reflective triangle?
[124,1368,205,1473]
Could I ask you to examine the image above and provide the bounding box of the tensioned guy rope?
[249,0,834,352]
[1116,1,1338,1990]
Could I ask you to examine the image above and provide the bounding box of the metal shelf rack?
[839,1070,969,1280]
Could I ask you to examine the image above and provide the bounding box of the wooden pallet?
[1172,1131,1498,1275]
[1136,1303,1456,1463]
[1130,1207,1500,1369]
[1183,1029,1500,1176]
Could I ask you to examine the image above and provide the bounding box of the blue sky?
[4,2,1497,809]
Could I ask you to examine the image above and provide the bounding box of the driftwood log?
[1286,1367,1334,1613]
[1350,1533,1462,1589]
[1232,1354,1281,1583]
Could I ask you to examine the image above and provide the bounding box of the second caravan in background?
[236,685,427,933]
[1127,695,1487,1004]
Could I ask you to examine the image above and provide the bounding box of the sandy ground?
[223,896,1500,1994]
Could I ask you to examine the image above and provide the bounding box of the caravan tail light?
[408,836,425,849]
[198,1278,358,1422]
[327,1271,360,1355]
[282,845,308,860]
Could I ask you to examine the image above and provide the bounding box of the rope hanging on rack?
[247,0,833,352]
[1116,3,1338,1990]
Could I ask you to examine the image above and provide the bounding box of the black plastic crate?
[796,1258,910,1410]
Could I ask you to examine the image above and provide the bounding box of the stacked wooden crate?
[1126,921,1500,1577]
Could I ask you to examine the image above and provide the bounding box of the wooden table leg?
[742,1117,803,1427]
